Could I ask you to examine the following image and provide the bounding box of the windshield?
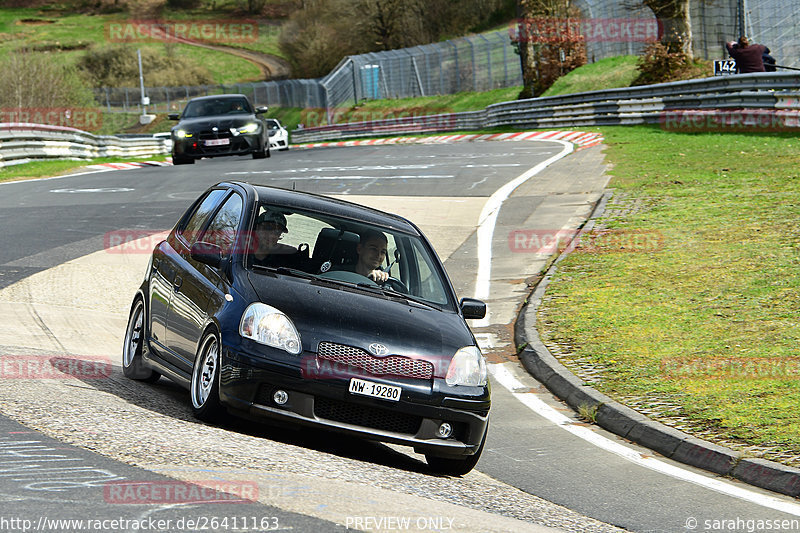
[247,203,455,310]
[182,97,253,118]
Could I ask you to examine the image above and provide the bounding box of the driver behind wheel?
[355,229,389,283]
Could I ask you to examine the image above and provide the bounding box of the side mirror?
[191,241,224,269]
[255,106,269,114]
[168,113,180,120]
[459,298,486,320]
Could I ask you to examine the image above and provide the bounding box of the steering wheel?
[380,276,408,294]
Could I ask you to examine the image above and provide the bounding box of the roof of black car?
[237,182,420,235]
[187,94,248,102]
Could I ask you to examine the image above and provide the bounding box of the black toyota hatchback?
[168,94,270,165]
[123,181,490,475]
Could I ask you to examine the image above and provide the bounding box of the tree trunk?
[644,0,693,59]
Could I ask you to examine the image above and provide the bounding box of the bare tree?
[514,0,586,98]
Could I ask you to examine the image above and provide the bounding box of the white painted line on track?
[490,358,800,515]
[474,140,800,514]
[473,139,574,307]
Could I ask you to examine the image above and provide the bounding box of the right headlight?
[174,129,191,138]
[239,303,302,355]
[445,346,487,386]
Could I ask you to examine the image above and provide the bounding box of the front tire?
[122,298,160,383]
[425,425,487,476]
[172,154,194,165]
[252,141,269,159]
[190,329,225,422]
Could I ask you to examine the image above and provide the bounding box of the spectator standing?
[726,36,767,73]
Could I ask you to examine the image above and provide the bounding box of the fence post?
[351,59,358,106]
[447,40,459,92]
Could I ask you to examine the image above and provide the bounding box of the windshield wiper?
[355,283,441,311]
[252,265,320,281]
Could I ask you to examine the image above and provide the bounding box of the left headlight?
[445,346,487,386]
[239,303,302,355]
[238,123,259,134]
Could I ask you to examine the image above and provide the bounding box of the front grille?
[317,342,434,380]
[314,397,422,435]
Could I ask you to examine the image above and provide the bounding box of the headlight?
[445,346,487,386]
[239,303,302,355]
[238,123,259,134]
[175,129,191,138]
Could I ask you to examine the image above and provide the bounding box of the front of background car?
[170,95,269,164]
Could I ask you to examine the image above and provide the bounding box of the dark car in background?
[168,94,270,165]
[122,181,490,475]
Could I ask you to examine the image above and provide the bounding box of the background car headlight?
[240,303,302,355]
[175,129,191,138]
[445,346,487,386]
[238,123,259,134]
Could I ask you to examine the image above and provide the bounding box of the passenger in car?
[354,229,390,283]
[251,211,301,268]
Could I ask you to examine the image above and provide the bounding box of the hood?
[247,272,474,374]
[175,115,257,131]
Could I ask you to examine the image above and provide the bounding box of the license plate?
[348,378,401,402]
[204,138,230,146]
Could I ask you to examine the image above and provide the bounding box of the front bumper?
[219,339,490,457]
[173,133,261,158]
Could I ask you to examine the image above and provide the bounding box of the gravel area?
[0,349,622,533]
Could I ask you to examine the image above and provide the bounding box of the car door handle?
[173,276,183,291]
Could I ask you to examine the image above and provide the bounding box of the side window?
[409,239,448,305]
[180,189,227,245]
[202,193,244,255]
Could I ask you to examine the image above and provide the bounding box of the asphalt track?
[0,140,799,532]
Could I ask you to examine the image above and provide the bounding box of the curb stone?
[513,191,800,498]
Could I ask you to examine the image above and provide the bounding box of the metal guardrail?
[0,123,170,169]
[291,73,800,143]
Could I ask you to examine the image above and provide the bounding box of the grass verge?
[537,126,800,466]
[0,156,168,183]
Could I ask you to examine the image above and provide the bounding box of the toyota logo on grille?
[368,343,388,356]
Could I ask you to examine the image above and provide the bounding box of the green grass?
[538,126,800,465]
[0,8,273,84]
[0,156,169,182]
[542,55,640,97]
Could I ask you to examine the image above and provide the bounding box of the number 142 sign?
[714,59,739,75]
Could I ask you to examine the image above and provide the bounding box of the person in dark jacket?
[763,47,777,72]
[726,36,767,73]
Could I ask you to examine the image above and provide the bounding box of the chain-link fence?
[96,0,800,117]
